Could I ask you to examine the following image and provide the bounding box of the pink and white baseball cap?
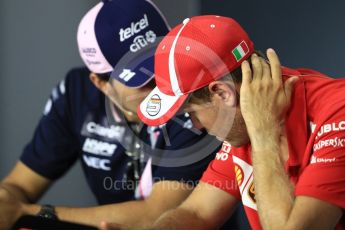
[138,15,254,126]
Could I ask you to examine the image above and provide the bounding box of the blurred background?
[0,0,344,208]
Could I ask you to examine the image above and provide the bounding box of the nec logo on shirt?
[83,155,111,171]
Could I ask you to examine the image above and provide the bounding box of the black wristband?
[37,204,58,220]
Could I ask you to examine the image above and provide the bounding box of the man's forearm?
[56,200,164,228]
[251,133,294,230]
[56,204,212,230]
[0,182,31,203]
[153,208,212,230]
[0,183,40,230]
[0,182,41,215]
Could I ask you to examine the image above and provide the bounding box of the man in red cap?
[137,15,345,229]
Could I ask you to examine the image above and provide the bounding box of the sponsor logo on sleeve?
[316,121,345,138]
[310,121,317,133]
[43,80,66,116]
[310,155,336,164]
[313,137,345,151]
[59,80,66,95]
[43,99,52,116]
[311,121,345,152]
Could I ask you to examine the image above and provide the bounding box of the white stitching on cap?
[168,19,190,95]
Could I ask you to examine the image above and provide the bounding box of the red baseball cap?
[138,15,254,126]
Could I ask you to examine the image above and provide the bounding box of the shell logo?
[248,182,256,203]
[234,164,244,186]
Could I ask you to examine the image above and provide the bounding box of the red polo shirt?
[201,67,345,229]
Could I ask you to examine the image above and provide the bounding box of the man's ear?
[89,73,110,94]
[208,81,237,107]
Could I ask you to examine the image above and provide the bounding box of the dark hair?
[96,72,111,82]
[190,65,243,103]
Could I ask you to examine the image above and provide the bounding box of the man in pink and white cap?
[138,15,345,229]
[0,2,226,230]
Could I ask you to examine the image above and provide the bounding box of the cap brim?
[138,87,188,126]
[110,43,156,88]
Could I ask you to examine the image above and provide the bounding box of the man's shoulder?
[62,66,104,110]
[64,66,99,93]
[295,68,345,119]
[296,68,345,87]
[64,66,91,86]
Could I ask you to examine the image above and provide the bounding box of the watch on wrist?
[37,204,58,220]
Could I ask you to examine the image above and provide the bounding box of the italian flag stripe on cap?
[232,41,249,62]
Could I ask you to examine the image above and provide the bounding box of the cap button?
[183,18,190,25]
